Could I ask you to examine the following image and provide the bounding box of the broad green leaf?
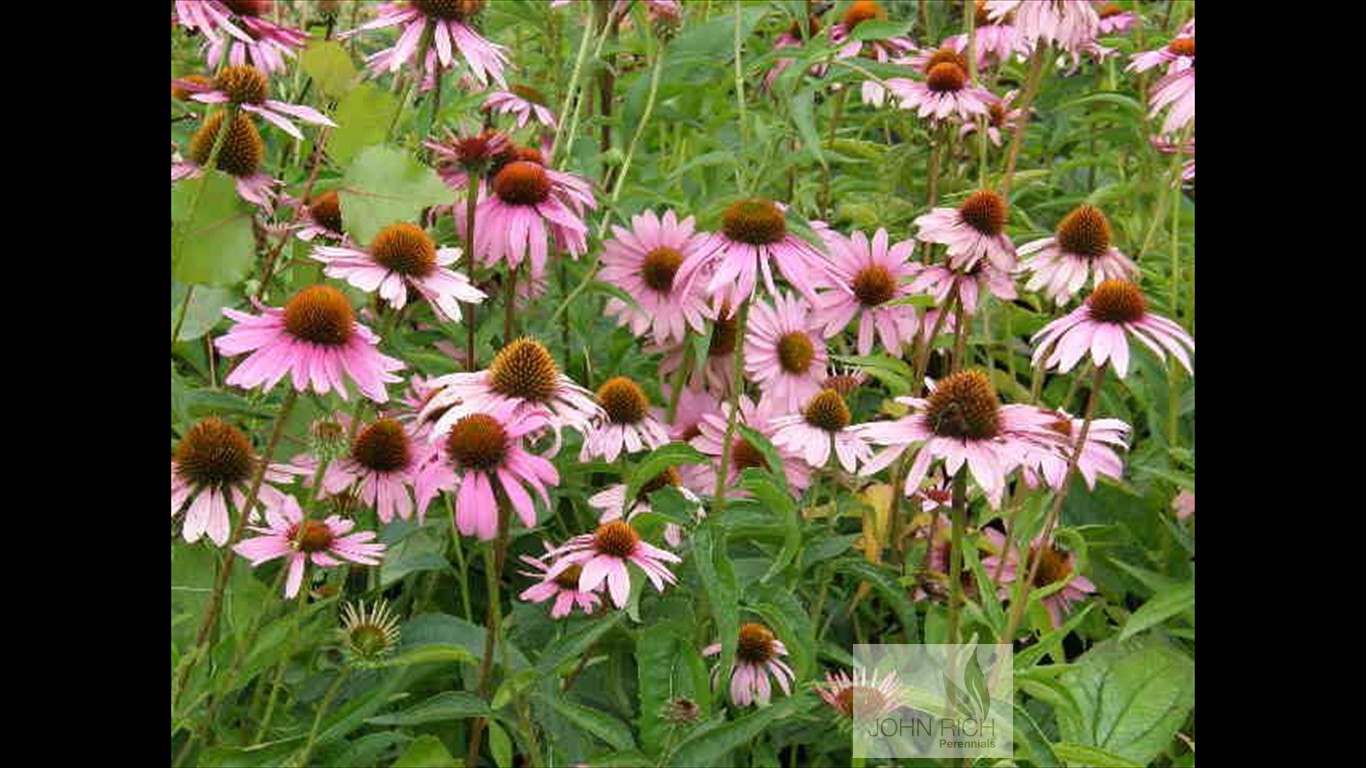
[535,612,626,676]
[539,691,637,752]
[739,473,799,583]
[665,695,807,767]
[367,691,489,725]
[171,282,236,342]
[488,719,513,768]
[735,425,788,493]
[790,88,825,168]
[692,521,739,697]
[195,737,304,768]
[1052,742,1145,768]
[834,560,919,641]
[390,735,457,768]
[170,170,256,287]
[1013,702,1060,767]
[328,85,400,167]
[339,145,451,244]
[851,19,912,42]
[300,40,358,99]
[1118,580,1194,641]
[624,442,709,503]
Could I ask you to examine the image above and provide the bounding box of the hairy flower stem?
[550,1,601,165]
[951,294,970,373]
[711,299,751,519]
[1001,43,1048,196]
[295,667,351,766]
[945,469,968,644]
[464,171,480,369]
[504,261,520,343]
[447,495,475,621]
[174,389,299,713]
[559,7,614,168]
[912,287,959,395]
[732,0,749,194]
[927,123,944,208]
[598,39,667,237]
[253,591,308,743]
[1000,363,1106,643]
[1166,124,1192,446]
[466,503,511,767]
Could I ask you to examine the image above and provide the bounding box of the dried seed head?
[214,65,268,105]
[189,112,263,177]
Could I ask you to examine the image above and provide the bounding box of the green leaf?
[339,145,452,244]
[735,425,788,493]
[328,85,400,167]
[851,19,912,42]
[1013,702,1060,767]
[328,732,412,768]
[744,585,815,681]
[535,612,626,677]
[1056,638,1195,765]
[665,696,806,767]
[366,691,489,725]
[1118,580,1194,641]
[171,282,236,342]
[624,442,709,503]
[315,669,415,746]
[790,87,825,168]
[390,735,457,768]
[539,692,637,752]
[1052,742,1145,768]
[380,527,454,587]
[195,737,304,767]
[692,521,739,695]
[833,560,918,641]
[300,40,358,99]
[739,473,799,584]
[170,170,256,287]
[488,720,513,768]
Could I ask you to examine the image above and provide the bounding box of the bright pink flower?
[746,292,831,414]
[1149,66,1194,135]
[484,87,557,129]
[656,384,722,442]
[886,58,993,122]
[421,338,602,443]
[171,65,335,140]
[518,542,603,619]
[545,519,682,608]
[469,160,596,281]
[601,210,712,345]
[344,1,508,87]
[687,395,811,494]
[579,377,671,462]
[959,89,1024,147]
[944,5,1020,68]
[1018,410,1129,491]
[425,129,512,199]
[987,0,1099,53]
[909,260,1017,314]
[769,389,872,473]
[215,285,405,402]
[293,416,444,524]
[829,1,914,62]
[915,189,1016,273]
[311,223,485,323]
[287,190,348,243]
[171,417,301,547]
[174,0,308,75]
[235,495,387,598]
[676,198,835,309]
[982,530,1095,628]
[1031,279,1193,378]
[811,228,921,357]
[1019,204,1138,304]
[857,371,1064,508]
[423,401,560,540]
[703,623,794,708]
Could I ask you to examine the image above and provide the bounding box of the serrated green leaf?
[624,442,709,502]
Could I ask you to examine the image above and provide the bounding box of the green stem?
[1000,43,1048,196]
[597,38,667,237]
[295,667,352,766]
[558,8,614,169]
[550,1,600,165]
[945,469,968,644]
[447,493,475,622]
[465,503,511,767]
[172,285,196,347]
[711,299,751,520]
[464,169,480,370]
[254,591,307,743]
[732,0,748,194]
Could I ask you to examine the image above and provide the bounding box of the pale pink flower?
[816,667,906,722]
[1095,2,1138,35]
[1019,204,1139,304]
[982,530,1095,628]
[174,0,308,75]
[423,401,561,540]
[1128,29,1194,76]
[1018,410,1130,491]
[763,14,828,92]
[687,395,811,494]
[292,416,444,524]
[215,286,405,402]
[915,189,1016,273]
[769,389,873,473]
[959,90,1024,147]
[544,520,682,608]
[703,623,794,708]
[829,1,914,62]
[469,160,596,282]
[1172,490,1195,521]
[1031,280,1194,378]
[484,86,557,129]
[811,228,921,357]
[746,292,831,414]
[288,190,347,243]
[987,0,1099,54]
[234,495,387,598]
[657,384,722,442]
[344,1,509,87]
[171,417,301,547]
[654,314,739,397]
[1149,66,1194,135]
[857,370,1064,508]
[601,210,712,346]
[909,261,1017,314]
[311,223,485,323]
[589,472,703,548]
[518,542,604,619]
[425,129,512,200]
[944,4,1020,68]
[886,59,993,122]
[579,377,671,462]
[171,65,335,140]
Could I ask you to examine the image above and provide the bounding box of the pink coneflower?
[1151,134,1195,183]
[959,90,1024,147]
[746,292,831,414]
[1149,64,1194,135]
[174,1,308,75]
[518,543,604,618]
[688,395,812,494]
[215,285,405,402]
[345,1,508,87]
[1019,204,1139,304]
[703,623,794,708]
[234,495,387,598]
[544,519,682,608]
[425,128,512,199]
[655,313,739,396]
[470,160,596,281]
[857,370,1064,508]
[425,401,560,540]
[815,667,906,723]
[589,468,702,547]
[982,530,1095,628]
[829,1,914,62]
[886,58,993,122]
[579,377,671,462]
[811,228,920,357]
[763,14,827,92]
[1094,2,1138,35]
[1172,490,1194,521]
[658,384,722,441]
[1129,30,1194,76]
[171,111,278,207]
[171,417,300,546]
[676,198,834,309]
[171,65,335,140]
[290,190,347,242]
[910,260,1017,313]
[945,2,1020,68]
[987,0,1099,54]
[769,389,872,473]
[601,210,712,346]
[909,520,978,602]
[421,337,603,442]
[311,223,486,323]
[484,85,557,129]
[915,189,1016,273]
[1020,410,1129,491]
[1031,279,1194,378]
[295,416,444,524]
